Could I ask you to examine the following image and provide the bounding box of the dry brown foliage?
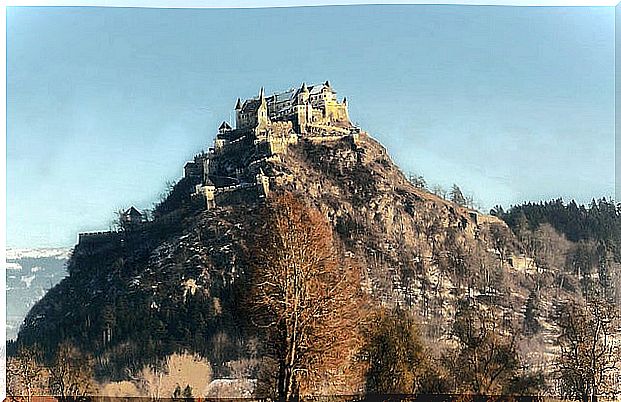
[247,192,367,400]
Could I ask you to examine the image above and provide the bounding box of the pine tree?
[523,290,541,336]
[450,184,467,206]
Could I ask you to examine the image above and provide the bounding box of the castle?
[236,81,350,134]
[186,81,361,210]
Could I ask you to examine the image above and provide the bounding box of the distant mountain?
[6,248,71,339]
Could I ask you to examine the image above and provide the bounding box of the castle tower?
[234,98,242,129]
[295,82,311,133]
[342,97,350,122]
[298,82,310,104]
[257,87,270,128]
[218,121,232,134]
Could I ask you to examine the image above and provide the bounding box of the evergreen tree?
[523,290,541,336]
[450,184,467,206]
[172,384,183,401]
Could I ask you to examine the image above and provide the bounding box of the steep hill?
[16,131,526,375]
[13,86,610,392]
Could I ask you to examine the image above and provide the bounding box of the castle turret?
[195,176,217,210]
[342,97,350,121]
[218,121,232,134]
[235,98,243,129]
[299,82,309,103]
[259,87,265,102]
[257,87,270,128]
[294,82,312,133]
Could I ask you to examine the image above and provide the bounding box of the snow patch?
[20,275,35,288]
[203,379,256,398]
[6,261,22,270]
[6,247,72,260]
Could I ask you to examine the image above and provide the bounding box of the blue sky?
[7,5,614,248]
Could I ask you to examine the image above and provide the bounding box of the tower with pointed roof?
[235,88,271,130]
[218,121,232,134]
[292,82,313,133]
[257,87,270,128]
[234,98,243,128]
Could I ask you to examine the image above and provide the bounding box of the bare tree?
[131,352,212,399]
[450,299,520,394]
[6,346,48,402]
[431,184,448,200]
[247,192,365,401]
[555,299,620,402]
[48,342,95,402]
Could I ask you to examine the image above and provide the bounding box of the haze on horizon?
[7,4,614,248]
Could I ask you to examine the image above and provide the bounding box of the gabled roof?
[309,83,334,95]
[241,98,262,114]
[268,88,297,104]
[127,206,141,215]
[125,206,143,218]
[219,121,232,131]
[239,81,337,112]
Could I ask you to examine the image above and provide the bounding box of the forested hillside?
[496,198,621,260]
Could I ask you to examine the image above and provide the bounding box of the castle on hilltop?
[77,82,361,245]
[186,81,361,210]
[235,81,351,134]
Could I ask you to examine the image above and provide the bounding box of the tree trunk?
[278,361,286,398]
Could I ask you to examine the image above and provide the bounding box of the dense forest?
[493,198,621,261]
